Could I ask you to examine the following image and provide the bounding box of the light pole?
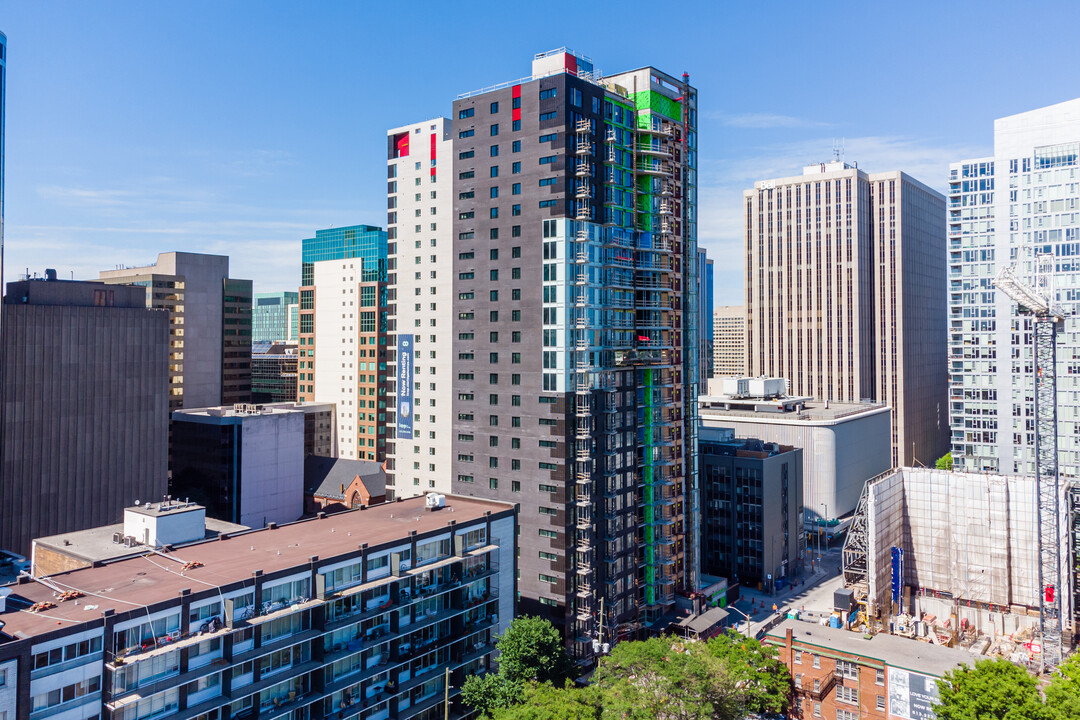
[821,503,829,553]
[729,606,752,638]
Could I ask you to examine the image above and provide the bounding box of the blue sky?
[2,1,1079,304]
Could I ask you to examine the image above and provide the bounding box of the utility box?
[834,587,855,613]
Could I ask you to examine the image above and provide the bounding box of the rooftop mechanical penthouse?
[0,495,516,720]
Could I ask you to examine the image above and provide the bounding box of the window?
[539,133,557,143]
[512,246,521,257]
[512,161,521,174]
[539,177,557,187]
[877,695,886,711]
[512,119,521,131]
[539,200,556,208]
[458,474,474,483]
[539,111,557,121]
[459,171,475,180]
[837,710,857,720]
[570,87,582,107]
[876,668,885,685]
[538,483,557,492]
[490,207,499,219]
[539,462,557,470]
[794,652,802,665]
[812,655,820,668]
[539,529,557,538]
[793,674,802,689]
[539,574,558,584]
[511,481,521,492]
[539,155,557,165]
[512,97,521,109]
[813,702,821,718]
[490,166,499,178]
[490,101,499,113]
[490,145,499,157]
[837,660,858,680]
[511,204,521,216]
[512,140,521,153]
[458,129,474,138]
[459,150,475,160]
[836,686,858,705]
[539,88,557,100]
[539,506,557,515]
[32,637,104,669]
[512,183,521,195]
[489,478,498,489]
[459,108,475,119]
[490,124,499,136]
[539,551,557,561]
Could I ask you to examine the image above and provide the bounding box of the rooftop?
[766,619,976,677]
[1,495,513,639]
[305,456,387,501]
[700,396,889,424]
[174,401,333,421]
[32,516,247,565]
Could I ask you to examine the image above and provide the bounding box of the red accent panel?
[430,133,437,175]
[512,84,521,98]
[565,53,577,74]
[512,108,521,122]
[395,132,409,158]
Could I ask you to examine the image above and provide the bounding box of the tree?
[705,632,791,716]
[1045,653,1080,720]
[488,683,600,720]
[461,616,576,716]
[935,658,1046,720]
[936,452,954,470]
[592,636,741,720]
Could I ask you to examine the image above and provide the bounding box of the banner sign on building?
[397,334,414,440]
[891,546,904,605]
[888,667,941,720]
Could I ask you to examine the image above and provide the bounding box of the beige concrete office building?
[712,305,745,377]
[744,161,948,467]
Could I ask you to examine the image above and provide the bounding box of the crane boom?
[992,258,1064,668]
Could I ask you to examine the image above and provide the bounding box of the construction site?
[842,467,1079,667]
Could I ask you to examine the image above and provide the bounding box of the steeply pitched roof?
[304,456,386,501]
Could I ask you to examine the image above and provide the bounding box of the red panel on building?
[430,133,437,176]
[512,84,521,98]
[512,84,522,122]
[565,53,577,74]
[394,132,409,158]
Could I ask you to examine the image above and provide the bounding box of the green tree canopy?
[488,683,600,720]
[935,658,1045,720]
[1045,653,1080,720]
[936,452,954,470]
[462,616,576,716]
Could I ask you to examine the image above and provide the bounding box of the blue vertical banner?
[397,334,414,440]
[891,546,904,605]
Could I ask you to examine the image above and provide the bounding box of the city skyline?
[2,2,1079,303]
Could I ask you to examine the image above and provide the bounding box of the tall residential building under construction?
[744,162,948,467]
[949,98,1080,478]
[430,49,700,657]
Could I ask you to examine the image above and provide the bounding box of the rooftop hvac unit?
[425,493,446,511]
[112,532,123,544]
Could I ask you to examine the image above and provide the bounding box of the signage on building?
[888,667,940,720]
[397,334,414,440]
[891,546,904,605]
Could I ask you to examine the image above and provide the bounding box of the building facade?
[99,252,253,410]
[745,162,948,467]
[712,305,745,378]
[441,49,699,657]
[171,402,335,528]
[0,495,516,720]
[697,250,714,383]
[949,98,1080,477]
[384,119,455,498]
[766,620,972,720]
[251,341,298,403]
[298,225,389,461]
[0,278,169,555]
[0,31,6,303]
[699,427,803,591]
[699,386,891,521]
[253,292,300,343]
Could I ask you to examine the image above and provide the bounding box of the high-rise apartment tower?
[745,161,948,467]
[949,98,1080,477]
[443,49,699,657]
[712,305,745,378]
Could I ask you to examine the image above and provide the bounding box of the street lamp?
[728,606,752,638]
[821,503,829,553]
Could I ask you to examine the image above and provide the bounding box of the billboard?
[397,334,414,440]
[888,667,941,720]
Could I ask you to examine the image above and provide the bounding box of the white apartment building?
[385,118,454,497]
[950,98,1080,477]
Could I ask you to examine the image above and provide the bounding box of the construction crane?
[993,254,1066,668]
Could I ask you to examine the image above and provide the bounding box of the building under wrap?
[845,467,1075,639]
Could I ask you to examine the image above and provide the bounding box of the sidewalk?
[729,548,845,638]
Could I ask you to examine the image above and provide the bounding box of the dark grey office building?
[0,276,169,555]
[438,49,699,658]
[699,426,804,593]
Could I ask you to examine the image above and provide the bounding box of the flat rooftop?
[766,619,976,677]
[2,495,513,639]
[33,516,248,565]
[174,401,334,420]
[700,396,889,424]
